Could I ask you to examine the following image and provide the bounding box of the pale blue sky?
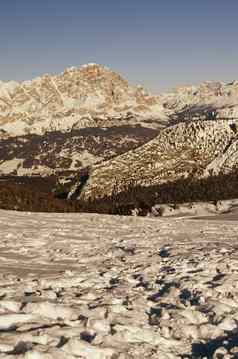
[0,0,238,93]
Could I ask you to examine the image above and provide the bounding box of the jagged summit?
[0,64,164,137]
[0,63,114,86]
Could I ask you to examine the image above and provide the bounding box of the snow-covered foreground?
[0,210,238,358]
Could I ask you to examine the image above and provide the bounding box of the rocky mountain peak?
[0,64,164,137]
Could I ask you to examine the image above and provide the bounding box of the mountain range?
[0,63,166,138]
[1,63,238,187]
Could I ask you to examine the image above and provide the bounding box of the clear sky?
[1,0,238,93]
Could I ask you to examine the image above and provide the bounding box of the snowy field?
[0,210,238,358]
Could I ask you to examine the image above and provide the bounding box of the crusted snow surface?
[1,210,238,358]
[150,198,238,218]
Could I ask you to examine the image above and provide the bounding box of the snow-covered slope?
[0,126,159,176]
[1,210,238,358]
[79,120,236,200]
[205,136,238,176]
[161,81,238,123]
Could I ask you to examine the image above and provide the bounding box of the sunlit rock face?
[0,63,166,138]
